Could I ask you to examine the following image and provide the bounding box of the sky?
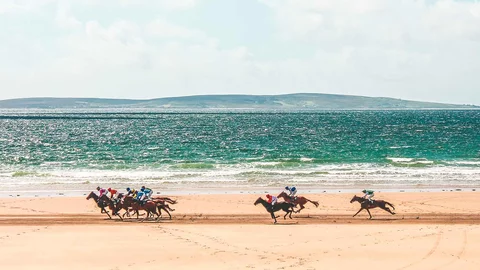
[1,0,480,105]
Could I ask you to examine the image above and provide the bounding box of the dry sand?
[0,191,479,269]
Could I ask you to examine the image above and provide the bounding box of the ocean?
[0,109,479,196]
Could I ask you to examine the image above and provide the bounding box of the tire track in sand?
[434,229,467,269]
[397,227,443,270]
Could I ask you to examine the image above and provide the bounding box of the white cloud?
[0,0,54,14]
[145,19,207,40]
[255,0,480,103]
[1,0,480,105]
[55,1,82,29]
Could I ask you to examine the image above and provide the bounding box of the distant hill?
[0,93,478,110]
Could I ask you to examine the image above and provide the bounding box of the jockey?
[362,189,375,203]
[135,190,145,204]
[108,188,118,202]
[126,187,136,197]
[141,186,153,200]
[96,187,108,203]
[266,194,277,211]
[285,186,297,201]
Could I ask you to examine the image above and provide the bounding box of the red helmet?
[107,188,111,192]
[266,194,271,198]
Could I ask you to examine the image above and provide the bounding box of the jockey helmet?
[266,194,271,198]
[285,186,289,190]
[362,189,366,193]
[141,187,145,192]
[96,186,100,191]
[107,188,111,192]
[126,187,131,192]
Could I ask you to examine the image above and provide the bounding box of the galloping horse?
[152,198,176,220]
[122,196,160,221]
[86,191,113,219]
[254,197,294,224]
[277,191,319,213]
[350,195,396,219]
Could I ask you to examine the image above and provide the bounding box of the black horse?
[350,195,396,219]
[254,197,294,224]
[86,191,112,219]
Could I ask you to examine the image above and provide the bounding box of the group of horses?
[87,190,396,224]
[86,191,177,222]
[254,191,396,223]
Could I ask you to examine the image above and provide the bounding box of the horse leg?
[353,208,363,217]
[272,212,277,224]
[381,206,396,215]
[103,207,112,219]
[141,210,149,222]
[366,208,372,219]
[296,204,305,213]
[115,208,123,221]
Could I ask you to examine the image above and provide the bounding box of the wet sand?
[0,192,479,269]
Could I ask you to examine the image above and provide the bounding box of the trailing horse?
[350,195,396,219]
[277,191,319,213]
[254,197,294,224]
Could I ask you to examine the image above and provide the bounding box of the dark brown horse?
[277,191,319,213]
[86,191,112,219]
[254,197,294,224]
[350,195,396,219]
[122,196,160,221]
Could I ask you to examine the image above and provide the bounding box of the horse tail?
[163,198,177,204]
[155,197,177,204]
[385,202,395,210]
[307,199,319,208]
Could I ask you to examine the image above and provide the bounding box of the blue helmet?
[285,186,289,190]
[141,187,145,192]
[126,187,131,192]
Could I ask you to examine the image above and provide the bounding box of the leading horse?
[254,197,294,224]
[350,195,396,219]
[86,191,114,219]
[277,191,319,213]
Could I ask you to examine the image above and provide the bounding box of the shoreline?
[0,186,478,198]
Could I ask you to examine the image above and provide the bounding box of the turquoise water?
[0,109,479,191]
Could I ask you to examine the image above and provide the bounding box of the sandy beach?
[1,191,479,269]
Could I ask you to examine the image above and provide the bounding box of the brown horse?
[152,198,176,220]
[277,191,319,213]
[254,197,294,224]
[122,196,160,221]
[86,191,112,219]
[350,195,396,219]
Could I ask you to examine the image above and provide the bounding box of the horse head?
[86,191,96,200]
[254,197,263,205]
[277,191,287,198]
[350,195,360,203]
